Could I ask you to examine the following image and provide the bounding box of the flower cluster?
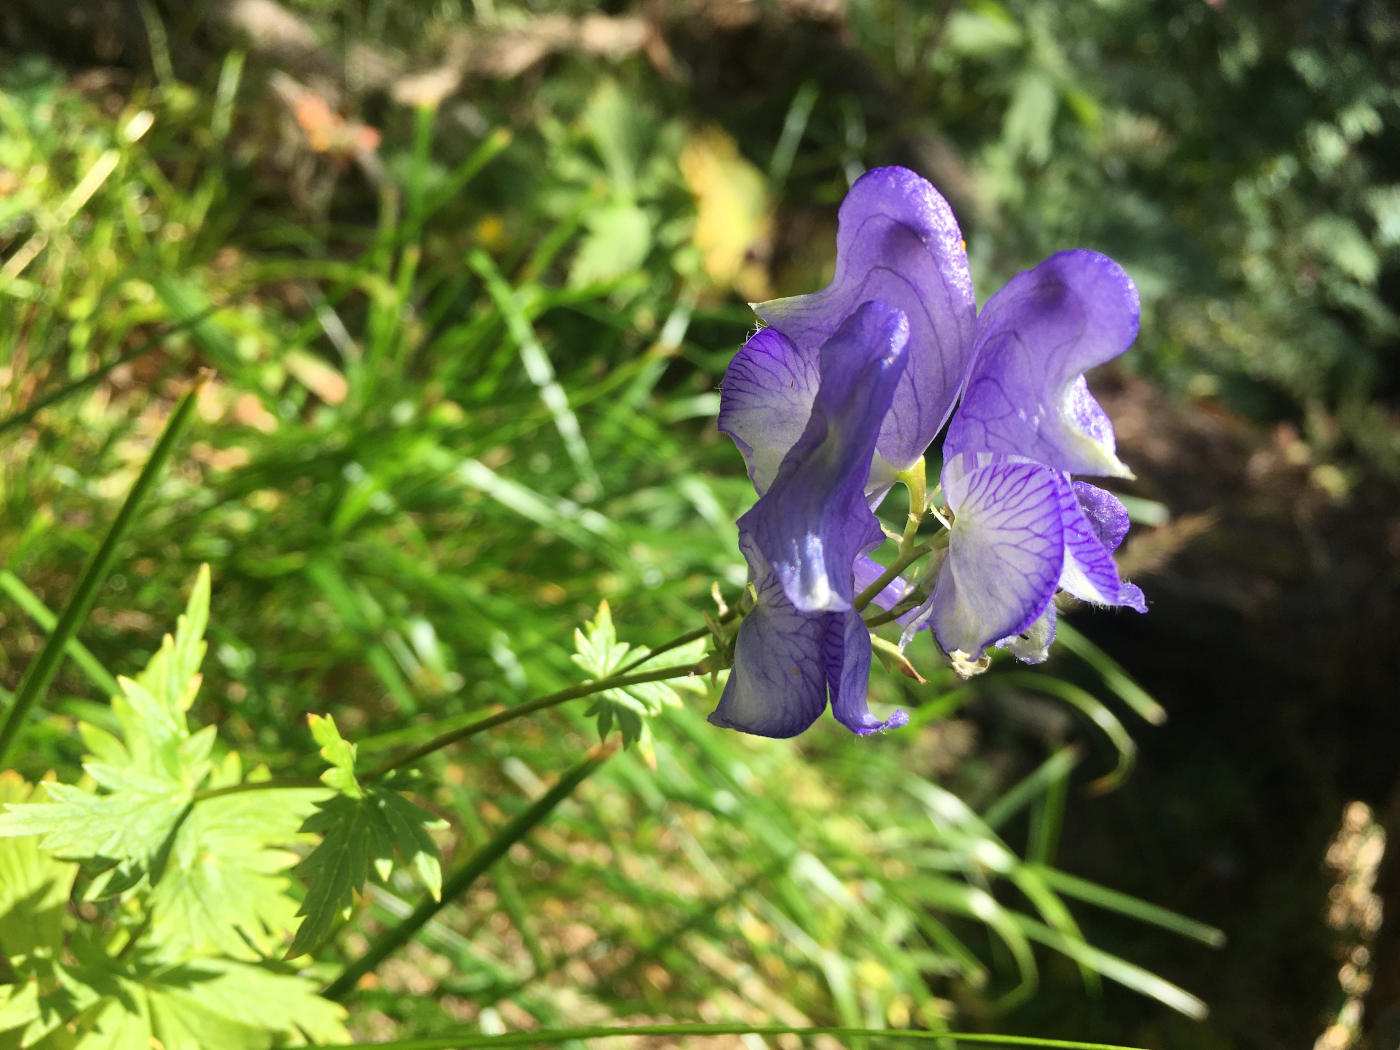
[712,167,1146,738]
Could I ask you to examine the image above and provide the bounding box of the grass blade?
[1055,620,1166,726]
[0,306,215,439]
[467,249,601,494]
[998,671,1138,795]
[1028,865,1226,947]
[980,745,1081,832]
[0,570,121,698]
[0,379,203,766]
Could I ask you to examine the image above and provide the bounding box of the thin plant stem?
[896,458,928,549]
[0,378,204,766]
[853,540,936,613]
[862,594,928,630]
[191,777,325,803]
[183,659,707,804]
[323,745,616,1001]
[362,662,702,783]
[613,608,736,676]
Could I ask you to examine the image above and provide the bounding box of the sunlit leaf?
[0,773,79,961]
[289,784,444,958]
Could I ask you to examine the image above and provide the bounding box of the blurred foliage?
[1,0,1394,1047]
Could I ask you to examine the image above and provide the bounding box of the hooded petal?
[755,167,977,470]
[740,301,910,613]
[718,326,820,494]
[709,574,830,738]
[927,456,1065,660]
[826,610,907,734]
[946,250,1139,477]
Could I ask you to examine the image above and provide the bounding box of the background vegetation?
[0,1,1396,1048]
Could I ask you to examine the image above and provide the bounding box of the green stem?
[853,540,936,613]
[323,746,614,1001]
[191,776,325,803]
[861,594,926,630]
[613,608,736,676]
[0,379,204,767]
[896,458,928,549]
[361,662,702,783]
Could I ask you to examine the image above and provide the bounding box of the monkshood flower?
[913,252,1148,669]
[709,302,914,737]
[720,165,977,498]
[711,168,1146,737]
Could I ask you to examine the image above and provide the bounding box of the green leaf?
[0,774,78,961]
[131,563,210,718]
[288,786,444,957]
[0,568,225,894]
[571,600,629,677]
[1003,69,1059,165]
[145,783,322,961]
[0,387,203,768]
[0,980,42,1038]
[946,6,1025,54]
[580,78,649,194]
[33,948,347,1050]
[572,603,692,749]
[0,780,190,893]
[568,201,653,288]
[308,713,362,798]
[268,1024,1146,1049]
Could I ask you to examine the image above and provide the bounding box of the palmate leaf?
[20,944,346,1050]
[0,780,191,895]
[573,602,701,749]
[308,713,361,797]
[145,756,323,961]
[571,599,630,677]
[111,564,213,782]
[289,715,444,957]
[0,566,216,891]
[0,981,41,1040]
[288,787,444,958]
[0,773,79,962]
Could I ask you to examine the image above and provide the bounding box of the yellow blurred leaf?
[680,126,772,300]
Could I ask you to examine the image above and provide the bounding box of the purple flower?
[710,303,913,736]
[721,166,977,493]
[913,454,1147,668]
[708,535,909,738]
[711,169,1147,736]
[944,250,1138,479]
[919,251,1148,664]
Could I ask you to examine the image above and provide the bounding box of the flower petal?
[1058,480,1147,612]
[999,602,1057,664]
[718,326,820,494]
[928,457,1065,659]
[826,610,907,734]
[946,250,1139,477]
[755,166,976,470]
[740,301,910,613]
[1071,480,1131,552]
[708,574,830,738]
